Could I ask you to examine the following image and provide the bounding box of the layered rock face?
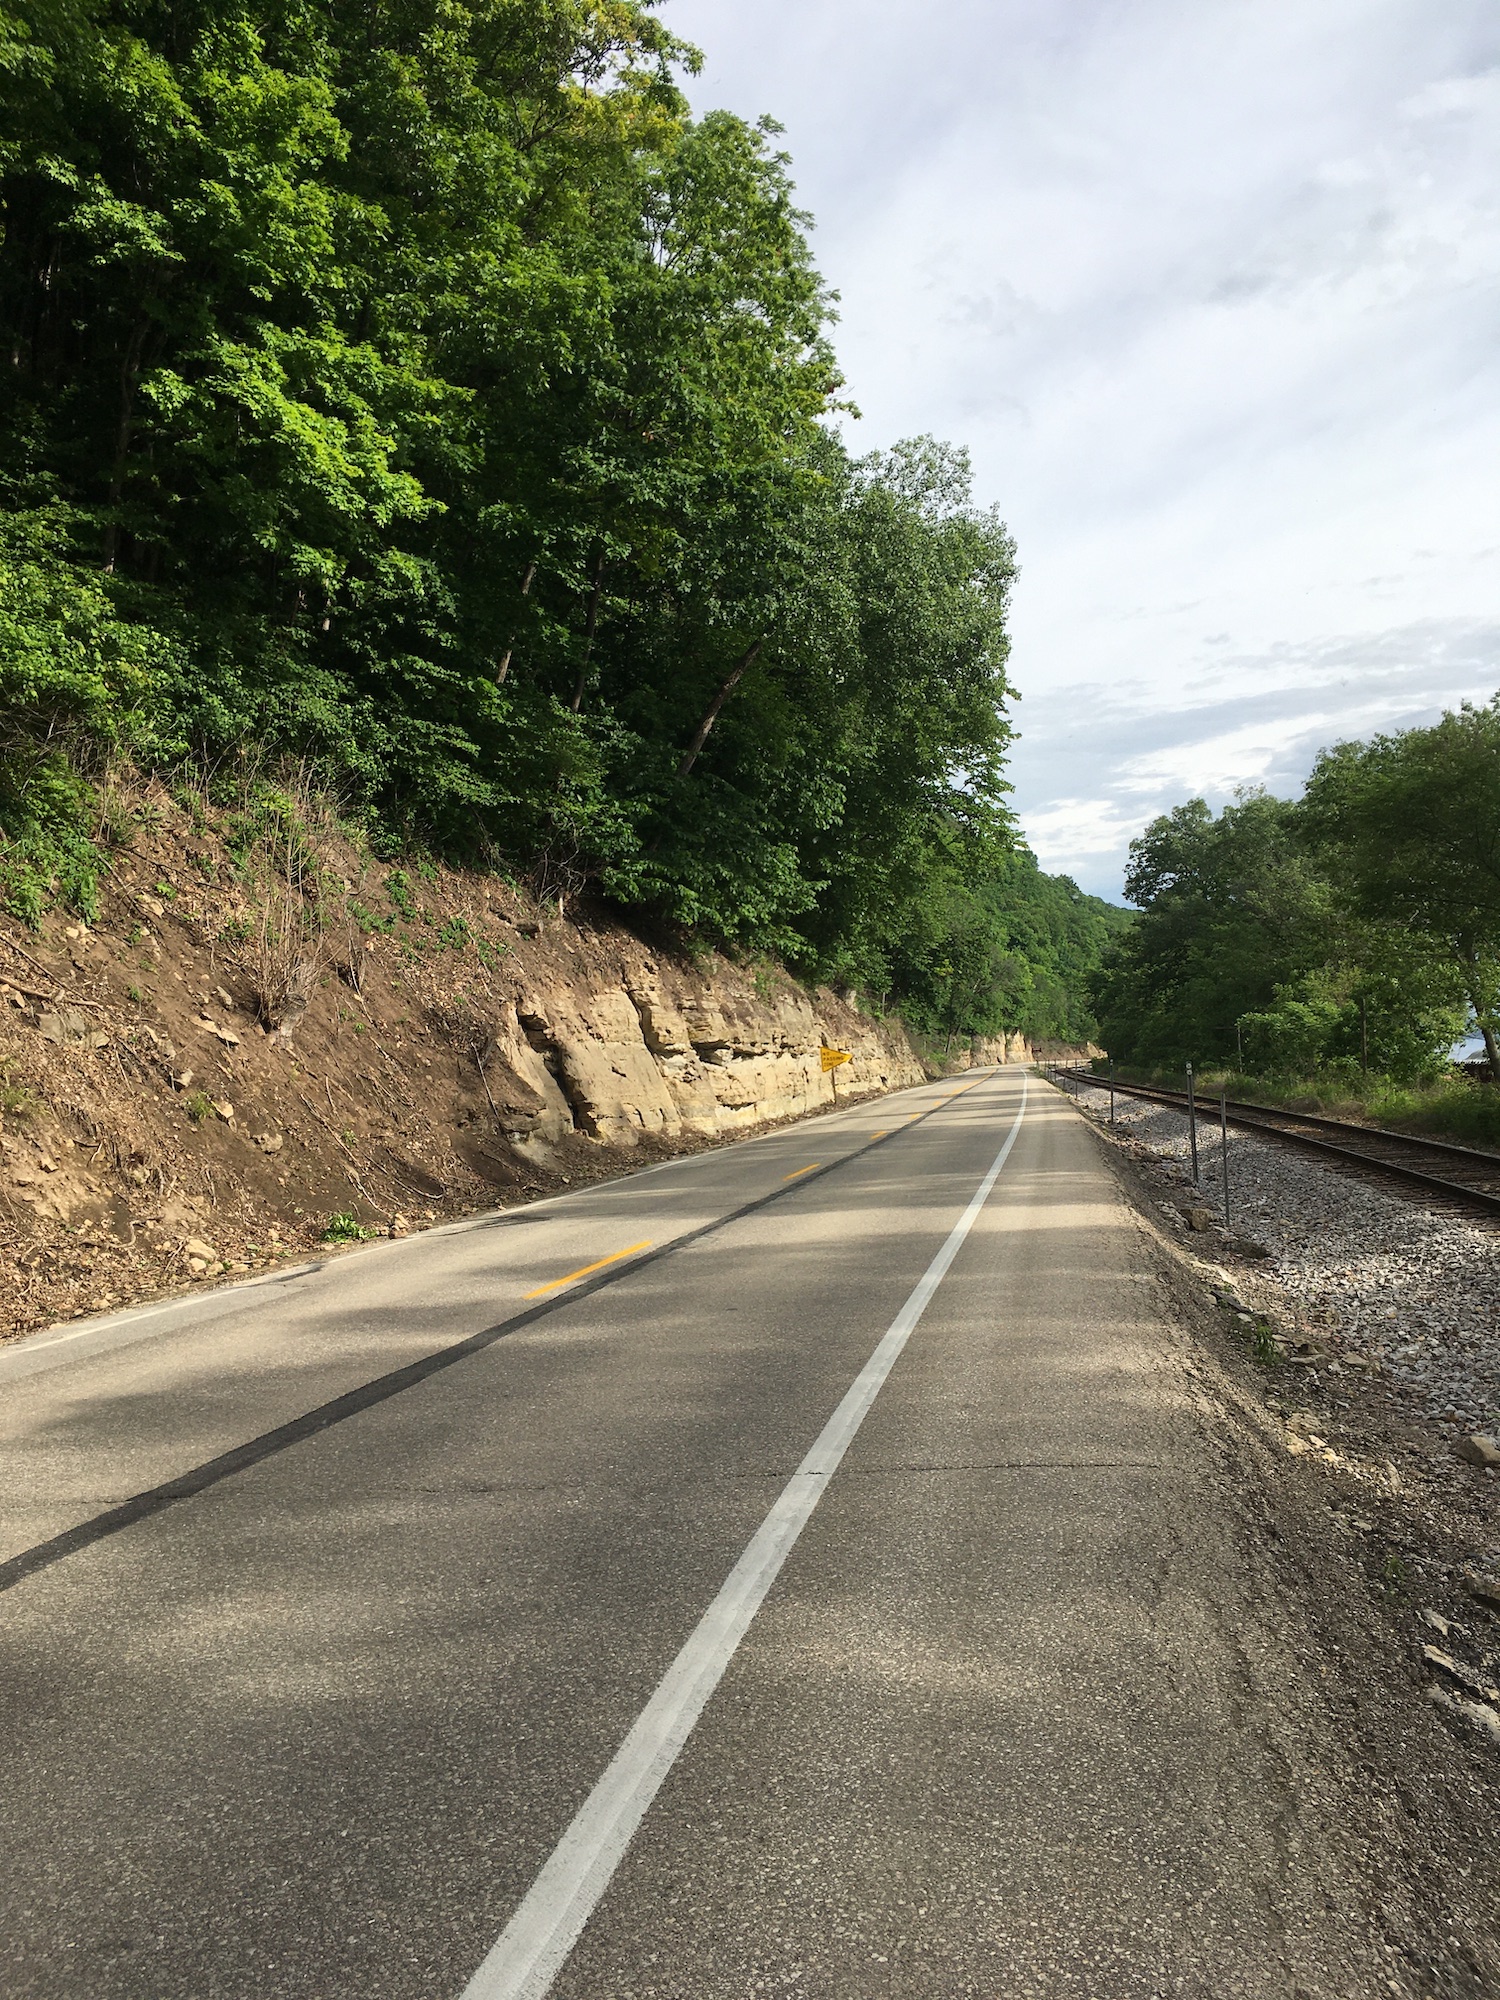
[487,959,948,1154]
[954,1033,1032,1070]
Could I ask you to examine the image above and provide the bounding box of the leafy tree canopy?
[0,0,1124,1039]
[1092,722,1485,1083]
[1302,700,1500,1072]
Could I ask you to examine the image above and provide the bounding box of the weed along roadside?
[0,778,1043,1341]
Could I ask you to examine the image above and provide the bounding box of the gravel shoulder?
[1059,1077,1500,1999]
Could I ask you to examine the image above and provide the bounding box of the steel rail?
[1054,1067,1500,1218]
[1090,1078,1500,1166]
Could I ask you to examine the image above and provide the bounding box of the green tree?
[1304,700,1500,1072]
[0,0,1125,1038]
[1092,793,1331,1069]
[1094,780,1467,1081]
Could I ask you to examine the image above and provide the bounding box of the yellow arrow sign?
[821,1047,852,1071]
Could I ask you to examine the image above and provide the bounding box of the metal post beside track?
[1220,1088,1229,1228]
[1109,1057,1115,1125]
[1186,1063,1199,1185]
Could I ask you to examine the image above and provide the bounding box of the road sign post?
[821,1047,851,1097]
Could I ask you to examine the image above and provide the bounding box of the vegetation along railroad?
[1059,1068,1500,1219]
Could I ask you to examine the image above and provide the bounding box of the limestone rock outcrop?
[958,1032,1032,1069]
[494,958,938,1155]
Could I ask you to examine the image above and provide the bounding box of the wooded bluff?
[0,0,1124,1042]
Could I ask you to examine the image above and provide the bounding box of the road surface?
[0,1069,1414,1996]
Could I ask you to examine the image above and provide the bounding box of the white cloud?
[1011,617,1500,877]
[666,0,1500,896]
[1016,797,1147,872]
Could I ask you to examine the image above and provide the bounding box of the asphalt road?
[0,1069,1403,1998]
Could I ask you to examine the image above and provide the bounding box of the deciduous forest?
[0,0,1122,1042]
[1092,699,1500,1133]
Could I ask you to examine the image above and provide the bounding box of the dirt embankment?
[0,783,1028,1339]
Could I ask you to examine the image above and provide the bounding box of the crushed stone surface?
[1072,1078,1500,1444]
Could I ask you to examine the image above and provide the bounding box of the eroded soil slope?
[0,782,1017,1339]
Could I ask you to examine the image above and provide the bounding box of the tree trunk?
[569,552,606,713]
[495,559,538,683]
[1463,949,1500,1077]
[677,640,763,778]
[102,319,150,573]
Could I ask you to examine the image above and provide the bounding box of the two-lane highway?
[0,1070,1401,1996]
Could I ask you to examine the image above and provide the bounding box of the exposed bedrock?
[490,961,1029,1155]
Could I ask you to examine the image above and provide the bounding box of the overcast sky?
[665,0,1500,901]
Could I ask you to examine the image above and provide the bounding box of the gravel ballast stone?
[1071,1079,1500,1446]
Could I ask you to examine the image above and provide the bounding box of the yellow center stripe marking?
[872,1130,888,1138]
[782,1163,821,1181]
[524,1241,653,1299]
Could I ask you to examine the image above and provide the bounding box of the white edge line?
[3,1262,321,1353]
[457,1070,1028,2000]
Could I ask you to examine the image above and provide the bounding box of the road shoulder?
[1065,1085,1500,1999]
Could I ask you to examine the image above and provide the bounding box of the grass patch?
[1364,1080,1500,1148]
[1251,1320,1279,1368]
[0,1063,37,1119]
[385,869,418,921]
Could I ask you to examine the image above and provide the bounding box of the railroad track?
[1054,1067,1500,1218]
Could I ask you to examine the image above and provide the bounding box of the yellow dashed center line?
[522,1080,992,1298]
[871,1130,888,1139]
[524,1241,653,1299]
